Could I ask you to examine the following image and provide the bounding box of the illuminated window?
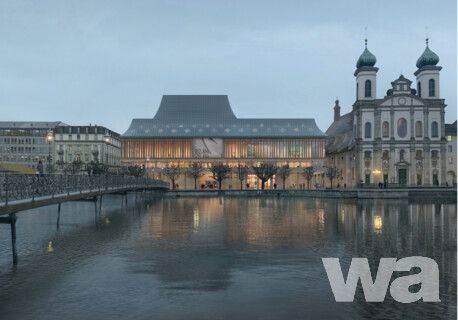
[449,157,453,164]
[447,135,452,142]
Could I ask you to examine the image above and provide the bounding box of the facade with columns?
[327,39,448,187]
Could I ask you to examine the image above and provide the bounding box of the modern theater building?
[121,95,327,189]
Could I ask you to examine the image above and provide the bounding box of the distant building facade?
[53,125,121,168]
[327,39,449,187]
[121,95,327,189]
[0,121,66,172]
[445,121,457,186]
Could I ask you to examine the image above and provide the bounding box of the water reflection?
[0,196,455,319]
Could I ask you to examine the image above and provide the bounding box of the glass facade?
[122,138,326,160]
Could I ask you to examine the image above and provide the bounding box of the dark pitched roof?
[122,95,326,138]
[325,112,355,154]
[445,121,457,136]
[0,121,67,129]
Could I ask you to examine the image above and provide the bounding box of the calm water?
[0,195,455,320]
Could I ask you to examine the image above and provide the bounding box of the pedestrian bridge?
[0,173,169,264]
[0,173,169,215]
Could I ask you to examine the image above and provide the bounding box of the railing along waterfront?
[0,173,169,205]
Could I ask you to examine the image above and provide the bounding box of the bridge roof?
[122,95,326,139]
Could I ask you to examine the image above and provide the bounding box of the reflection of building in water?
[137,198,456,295]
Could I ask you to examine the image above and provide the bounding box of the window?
[365,80,371,97]
[68,134,72,141]
[448,145,453,153]
[397,118,407,138]
[449,157,453,164]
[415,121,422,137]
[382,122,389,137]
[382,150,389,158]
[364,151,372,158]
[400,149,405,161]
[418,82,421,97]
[429,79,435,97]
[85,134,89,141]
[77,134,81,140]
[447,135,452,142]
[431,150,439,158]
[431,121,438,138]
[365,122,372,138]
[416,150,422,159]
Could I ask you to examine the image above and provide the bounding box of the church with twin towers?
[326,38,452,188]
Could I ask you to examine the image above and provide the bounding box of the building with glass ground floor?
[121,95,327,189]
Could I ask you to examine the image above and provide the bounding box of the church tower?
[354,39,378,100]
[414,38,441,99]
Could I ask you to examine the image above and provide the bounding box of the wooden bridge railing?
[0,173,169,205]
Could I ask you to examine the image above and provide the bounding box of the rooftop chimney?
[334,99,341,121]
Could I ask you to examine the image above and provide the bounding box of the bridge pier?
[0,213,18,265]
[57,203,61,229]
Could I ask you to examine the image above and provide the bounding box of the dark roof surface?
[445,121,457,136]
[122,95,326,138]
[325,112,355,154]
[0,121,67,129]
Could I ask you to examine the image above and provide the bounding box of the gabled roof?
[325,112,355,154]
[122,95,326,138]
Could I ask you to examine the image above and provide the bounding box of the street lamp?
[46,129,53,173]
[144,154,150,178]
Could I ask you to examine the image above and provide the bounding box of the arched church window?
[364,151,372,159]
[431,150,439,158]
[429,79,435,97]
[365,80,372,97]
[397,118,407,138]
[365,122,371,138]
[418,82,422,98]
[431,121,438,138]
[382,122,389,137]
[382,150,389,159]
[416,121,422,137]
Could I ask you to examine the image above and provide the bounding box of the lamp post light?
[46,129,54,173]
[144,154,150,178]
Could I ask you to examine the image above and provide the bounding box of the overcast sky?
[1,0,456,134]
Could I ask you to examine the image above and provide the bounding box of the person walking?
[37,160,44,175]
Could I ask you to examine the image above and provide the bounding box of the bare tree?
[326,166,339,189]
[163,164,181,189]
[277,164,290,190]
[252,163,277,190]
[187,162,204,190]
[235,164,249,189]
[210,164,231,190]
[303,166,314,189]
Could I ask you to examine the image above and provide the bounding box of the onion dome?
[356,39,377,68]
[416,38,439,69]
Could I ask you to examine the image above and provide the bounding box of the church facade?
[326,39,448,187]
